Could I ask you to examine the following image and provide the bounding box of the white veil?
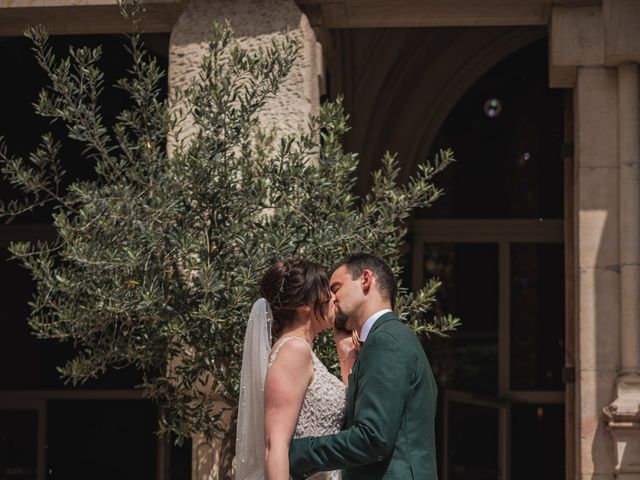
[235,298,273,480]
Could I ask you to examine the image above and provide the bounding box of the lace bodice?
[268,336,347,480]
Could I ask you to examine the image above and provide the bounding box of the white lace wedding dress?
[268,336,347,480]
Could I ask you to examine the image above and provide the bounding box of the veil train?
[235,298,273,480]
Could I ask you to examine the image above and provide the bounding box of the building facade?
[1,1,639,479]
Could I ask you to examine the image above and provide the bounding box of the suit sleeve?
[289,330,410,475]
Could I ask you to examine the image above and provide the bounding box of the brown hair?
[260,258,331,336]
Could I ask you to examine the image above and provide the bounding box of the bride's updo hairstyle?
[260,258,331,336]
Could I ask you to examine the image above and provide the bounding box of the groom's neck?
[355,300,392,333]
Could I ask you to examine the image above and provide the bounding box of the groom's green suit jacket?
[289,312,438,480]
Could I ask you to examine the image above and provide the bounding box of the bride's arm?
[264,340,314,480]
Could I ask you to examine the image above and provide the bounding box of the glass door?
[443,390,509,480]
[412,220,565,480]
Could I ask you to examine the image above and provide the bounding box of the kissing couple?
[235,253,438,480]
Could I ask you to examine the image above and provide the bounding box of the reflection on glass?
[510,243,564,390]
[423,243,498,395]
[448,401,499,480]
[484,97,503,118]
[0,410,37,480]
[511,403,564,480]
[418,39,564,219]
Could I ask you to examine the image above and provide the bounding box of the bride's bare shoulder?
[268,336,312,369]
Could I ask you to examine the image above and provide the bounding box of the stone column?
[551,2,640,478]
[601,1,640,478]
[574,64,620,480]
[169,0,320,141]
[603,60,640,479]
[616,62,640,377]
[168,1,320,479]
[552,9,620,479]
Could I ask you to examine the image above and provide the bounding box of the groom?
[289,253,438,480]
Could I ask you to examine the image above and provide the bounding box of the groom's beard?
[334,310,350,331]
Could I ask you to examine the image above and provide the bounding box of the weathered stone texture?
[169,0,319,146]
[577,267,620,371]
[574,68,618,169]
[578,369,618,475]
[574,65,621,478]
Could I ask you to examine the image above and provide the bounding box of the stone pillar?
[168,1,320,478]
[551,1,640,478]
[616,62,640,377]
[601,2,640,478]
[603,60,640,479]
[169,0,320,142]
[574,64,620,480]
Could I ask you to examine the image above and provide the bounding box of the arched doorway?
[329,30,569,480]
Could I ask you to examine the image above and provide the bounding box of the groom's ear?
[361,269,373,293]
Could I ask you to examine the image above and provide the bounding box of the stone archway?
[327,26,546,193]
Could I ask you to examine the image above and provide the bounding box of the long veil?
[235,298,273,480]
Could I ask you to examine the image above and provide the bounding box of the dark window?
[446,400,500,480]
[46,400,157,480]
[423,243,499,395]
[0,33,168,390]
[421,39,564,219]
[0,31,190,480]
[511,403,564,480]
[510,243,565,391]
[0,409,38,480]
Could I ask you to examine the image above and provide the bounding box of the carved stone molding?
[603,374,640,474]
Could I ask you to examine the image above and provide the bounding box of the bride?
[235,258,357,480]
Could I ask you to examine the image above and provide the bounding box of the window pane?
[422,243,499,395]
[0,33,168,389]
[0,246,40,389]
[0,410,38,480]
[0,246,144,390]
[511,403,564,480]
[0,34,169,224]
[510,243,564,390]
[46,400,157,480]
[168,437,192,480]
[447,401,499,480]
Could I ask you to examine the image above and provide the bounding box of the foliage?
[0,22,457,449]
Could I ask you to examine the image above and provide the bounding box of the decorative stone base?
[604,373,640,475]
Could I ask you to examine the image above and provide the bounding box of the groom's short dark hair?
[336,253,397,309]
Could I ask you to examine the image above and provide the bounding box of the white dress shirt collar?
[359,308,393,342]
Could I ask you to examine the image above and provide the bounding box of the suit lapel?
[346,360,359,424]
[365,311,398,339]
[345,312,398,426]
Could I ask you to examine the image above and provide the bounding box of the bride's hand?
[334,328,357,363]
[334,329,356,384]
